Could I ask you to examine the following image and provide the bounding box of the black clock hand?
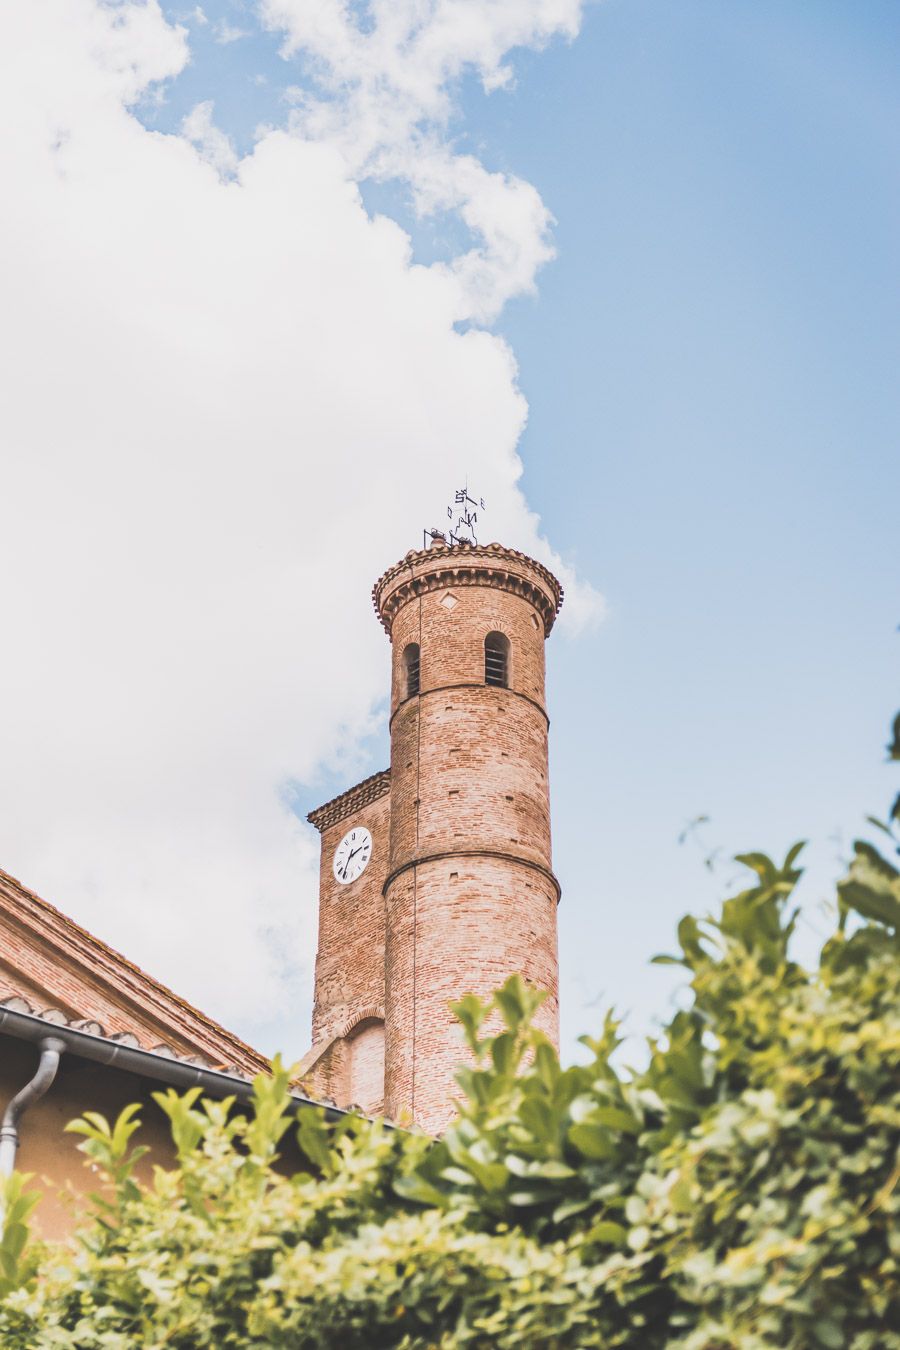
[340,845,363,879]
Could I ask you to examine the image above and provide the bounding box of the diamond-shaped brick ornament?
[440,592,459,610]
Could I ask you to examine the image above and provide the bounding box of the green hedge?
[2,718,898,1348]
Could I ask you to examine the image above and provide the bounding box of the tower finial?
[423,481,485,550]
[446,481,485,546]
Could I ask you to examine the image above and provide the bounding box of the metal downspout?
[0,1036,66,1179]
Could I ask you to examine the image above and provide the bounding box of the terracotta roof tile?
[0,868,270,1077]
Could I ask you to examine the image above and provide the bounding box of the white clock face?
[333,827,372,885]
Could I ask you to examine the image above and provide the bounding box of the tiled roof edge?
[0,992,249,1076]
[307,768,391,833]
[0,868,270,1076]
[0,1002,366,1120]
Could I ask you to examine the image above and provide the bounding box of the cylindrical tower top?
[372,541,564,640]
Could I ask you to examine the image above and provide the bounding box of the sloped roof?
[0,867,269,1078]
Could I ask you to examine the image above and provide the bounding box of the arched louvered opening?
[484,631,510,688]
[403,642,421,698]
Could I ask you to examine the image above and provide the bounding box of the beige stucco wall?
[1,1039,179,1240]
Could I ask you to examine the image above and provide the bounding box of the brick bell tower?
[304,535,563,1133]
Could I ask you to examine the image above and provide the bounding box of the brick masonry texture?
[0,869,268,1076]
[308,541,563,1132]
[303,792,390,1112]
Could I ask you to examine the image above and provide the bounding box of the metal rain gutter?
[0,1005,351,1122]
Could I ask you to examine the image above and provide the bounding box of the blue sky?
[493,0,900,1047]
[149,0,898,1053]
[2,0,897,1062]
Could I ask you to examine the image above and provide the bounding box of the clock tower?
[304,535,563,1132]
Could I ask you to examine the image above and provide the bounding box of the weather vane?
[423,482,485,549]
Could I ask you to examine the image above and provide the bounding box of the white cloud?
[182,99,239,176]
[261,0,584,320]
[213,19,249,44]
[0,0,600,1055]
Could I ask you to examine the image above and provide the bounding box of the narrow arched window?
[403,642,420,698]
[484,631,510,688]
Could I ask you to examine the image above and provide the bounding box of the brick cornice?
[383,850,561,902]
[372,541,564,639]
[307,769,391,833]
[389,682,549,730]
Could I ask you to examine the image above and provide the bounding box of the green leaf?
[552,1195,593,1224]
[567,1123,617,1160]
[519,1096,556,1144]
[676,914,708,966]
[451,992,487,1052]
[588,1107,641,1135]
[586,1220,628,1247]
[813,1319,845,1348]
[508,1190,549,1207]
[493,974,545,1031]
[839,852,900,931]
[734,851,777,883]
[783,840,806,870]
[887,711,900,761]
[532,1160,577,1180]
[295,1110,333,1172]
[490,1031,517,1076]
[393,1174,450,1209]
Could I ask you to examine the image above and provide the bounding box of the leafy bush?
[1,719,898,1348]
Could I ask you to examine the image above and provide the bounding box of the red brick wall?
[303,1014,385,1115]
[311,792,391,1052]
[0,921,233,1062]
[378,546,561,1132]
[0,871,269,1075]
